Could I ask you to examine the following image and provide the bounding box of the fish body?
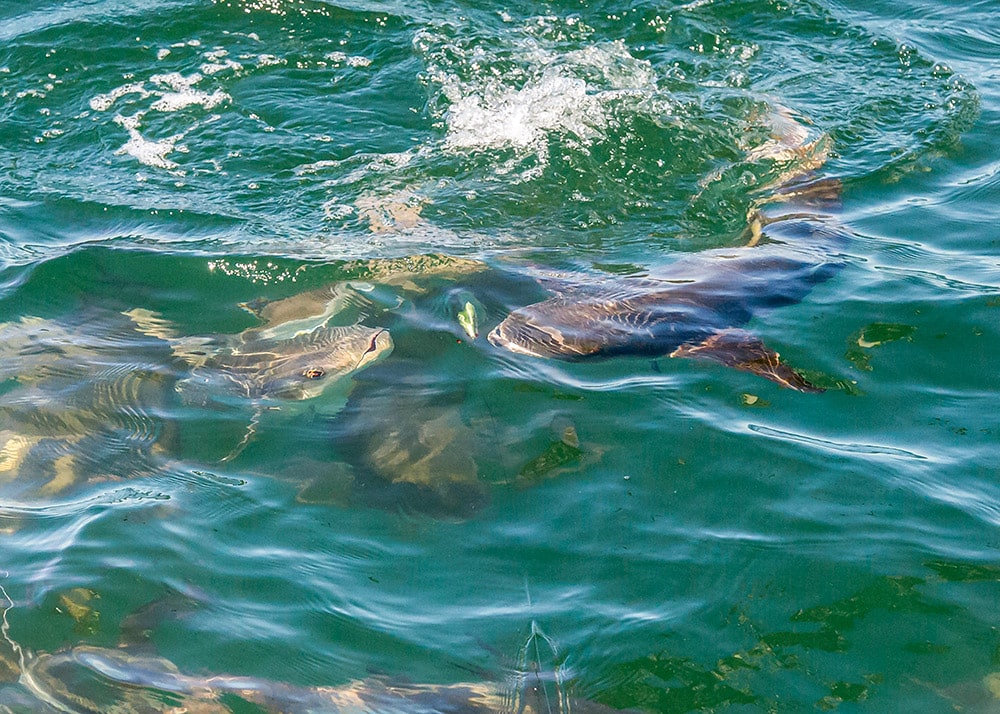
[0,314,175,496]
[125,290,393,462]
[129,255,490,404]
[326,377,489,518]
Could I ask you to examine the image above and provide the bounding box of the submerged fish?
[0,282,393,491]
[489,216,847,392]
[126,288,392,462]
[323,370,489,518]
[512,416,585,489]
[490,100,843,392]
[184,323,392,404]
[76,256,483,467]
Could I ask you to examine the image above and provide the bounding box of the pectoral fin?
[671,330,824,393]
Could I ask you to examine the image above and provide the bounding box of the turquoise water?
[0,0,997,711]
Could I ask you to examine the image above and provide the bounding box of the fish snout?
[488,314,564,358]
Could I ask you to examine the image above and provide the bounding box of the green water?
[0,0,997,711]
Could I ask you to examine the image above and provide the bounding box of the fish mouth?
[353,329,392,371]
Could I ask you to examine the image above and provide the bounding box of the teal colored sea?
[0,0,997,711]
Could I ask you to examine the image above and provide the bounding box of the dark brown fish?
[489,217,847,392]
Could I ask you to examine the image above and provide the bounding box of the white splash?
[444,72,605,152]
[417,20,670,178]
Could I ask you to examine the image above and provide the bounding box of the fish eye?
[303,368,325,379]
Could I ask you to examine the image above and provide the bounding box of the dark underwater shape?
[489,217,848,392]
[327,373,490,519]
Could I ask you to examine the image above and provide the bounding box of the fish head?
[259,326,393,401]
[488,303,603,359]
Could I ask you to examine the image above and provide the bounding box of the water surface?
[0,0,998,711]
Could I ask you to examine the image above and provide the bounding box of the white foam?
[90,61,234,172]
[322,202,355,221]
[113,114,183,170]
[89,83,149,111]
[325,52,373,68]
[295,159,341,175]
[296,151,415,184]
[149,71,201,92]
[91,71,231,117]
[200,48,243,75]
[150,88,228,112]
[200,60,240,75]
[254,54,284,67]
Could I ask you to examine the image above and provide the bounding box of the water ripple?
[0,0,996,708]
[747,423,931,461]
